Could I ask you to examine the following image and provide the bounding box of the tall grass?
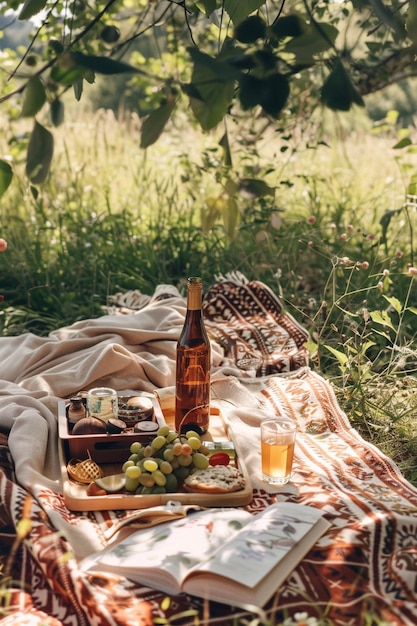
[0,104,416,480]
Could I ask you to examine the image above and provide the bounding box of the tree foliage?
[0,0,415,195]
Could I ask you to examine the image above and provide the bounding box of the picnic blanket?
[1,273,417,625]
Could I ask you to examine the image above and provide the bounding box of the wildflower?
[0,238,7,252]
[307,215,316,225]
[395,250,403,258]
[308,241,314,247]
[358,261,369,270]
[367,233,375,240]
[377,281,384,290]
[340,233,348,241]
[274,269,282,279]
[382,269,390,276]
[408,266,417,276]
[283,612,319,626]
[329,222,337,231]
[347,224,354,232]
[341,256,351,265]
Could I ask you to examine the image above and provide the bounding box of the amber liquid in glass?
[261,440,295,482]
[175,277,210,433]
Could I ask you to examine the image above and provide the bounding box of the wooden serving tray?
[59,395,253,512]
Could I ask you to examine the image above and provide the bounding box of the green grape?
[139,473,155,487]
[165,473,178,492]
[143,445,153,457]
[177,454,193,467]
[187,437,201,451]
[122,460,135,472]
[185,430,201,440]
[130,441,143,454]
[152,469,167,486]
[128,453,140,463]
[151,435,166,451]
[151,485,167,494]
[160,460,173,474]
[174,466,190,480]
[192,452,210,470]
[163,447,174,462]
[139,486,152,494]
[157,425,170,437]
[143,459,158,472]
[171,457,179,469]
[166,431,179,443]
[125,475,140,491]
[125,465,142,479]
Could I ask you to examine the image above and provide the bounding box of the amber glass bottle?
[175,277,211,433]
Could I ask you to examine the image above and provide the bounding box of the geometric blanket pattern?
[0,275,417,625]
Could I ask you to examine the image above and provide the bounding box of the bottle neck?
[186,278,203,311]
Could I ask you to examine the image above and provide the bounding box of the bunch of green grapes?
[122,425,210,494]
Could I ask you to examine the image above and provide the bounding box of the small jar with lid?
[67,397,86,432]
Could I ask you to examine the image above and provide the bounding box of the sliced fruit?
[94,473,126,493]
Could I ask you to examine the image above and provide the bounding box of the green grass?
[0,105,416,482]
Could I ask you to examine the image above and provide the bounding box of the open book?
[83,502,330,609]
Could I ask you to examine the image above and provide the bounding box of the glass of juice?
[261,418,297,485]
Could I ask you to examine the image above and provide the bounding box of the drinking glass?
[261,418,296,484]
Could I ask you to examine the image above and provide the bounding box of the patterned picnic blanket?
[0,274,416,625]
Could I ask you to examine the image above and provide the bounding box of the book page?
[92,508,251,589]
[195,503,325,588]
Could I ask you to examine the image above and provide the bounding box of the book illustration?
[199,510,321,587]
[100,509,249,577]
[84,502,331,608]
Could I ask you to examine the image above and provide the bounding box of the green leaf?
[195,0,217,16]
[25,121,54,184]
[406,0,417,45]
[383,295,402,314]
[392,137,412,149]
[219,132,232,167]
[50,99,64,126]
[72,51,141,76]
[369,310,395,330]
[283,22,338,63]
[239,178,275,198]
[221,197,240,239]
[18,0,47,20]
[187,48,241,82]
[368,0,404,37]
[379,207,401,243]
[234,15,266,43]
[186,50,236,130]
[408,307,417,315]
[271,14,308,39]
[224,0,265,26]
[239,73,289,118]
[321,59,364,111]
[140,95,177,148]
[407,173,417,196]
[51,55,86,85]
[20,76,46,117]
[324,345,349,367]
[202,196,223,233]
[0,160,13,198]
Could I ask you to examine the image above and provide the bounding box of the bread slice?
[183,465,245,493]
